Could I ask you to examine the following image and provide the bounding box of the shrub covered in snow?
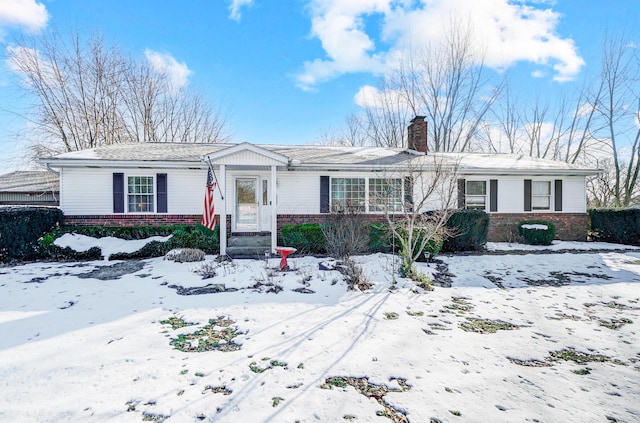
[165,248,206,263]
[518,220,556,245]
[40,224,219,261]
[192,261,218,279]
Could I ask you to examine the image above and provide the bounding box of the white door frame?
[233,176,259,232]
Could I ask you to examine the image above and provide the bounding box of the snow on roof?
[41,142,600,174]
[0,171,59,193]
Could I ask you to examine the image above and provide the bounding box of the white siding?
[496,177,523,212]
[563,176,586,212]
[277,172,321,214]
[167,169,208,214]
[62,168,113,215]
[216,151,284,166]
[488,175,587,213]
[61,166,588,217]
[62,168,208,215]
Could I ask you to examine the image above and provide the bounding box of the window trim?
[330,177,366,212]
[126,174,156,213]
[369,178,403,213]
[531,180,552,211]
[329,177,405,214]
[465,180,487,211]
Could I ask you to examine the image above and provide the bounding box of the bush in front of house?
[441,209,489,252]
[40,224,219,260]
[281,223,326,254]
[589,208,640,246]
[369,223,391,253]
[0,206,63,262]
[369,222,443,259]
[518,220,556,245]
[321,208,370,258]
[165,248,206,263]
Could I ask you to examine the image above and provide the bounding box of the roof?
[39,142,601,175]
[0,171,59,193]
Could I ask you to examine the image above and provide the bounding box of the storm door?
[235,178,258,231]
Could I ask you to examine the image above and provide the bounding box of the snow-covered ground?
[1,239,639,422]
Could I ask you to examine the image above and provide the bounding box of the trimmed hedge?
[40,224,219,260]
[369,223,443,259]
[518,220,556,245]
[283,222,444,258]
[589,208,640,246]
[0,206,63,262]
[442,210,489,252]
[281,223,326,254]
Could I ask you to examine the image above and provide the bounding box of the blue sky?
[0,0,638,170]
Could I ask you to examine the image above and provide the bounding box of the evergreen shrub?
[442,210,489,252]
[518,220,556,245]
[0,206,63,262]
[40,224,219,260]
[589,208,640,246]
[281,223,326,254]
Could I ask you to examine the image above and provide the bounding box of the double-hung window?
[331,178,365,212]
[465,181,486,210]
[127,176,154,212]
[369,178,403,212]
[532,181,551,210]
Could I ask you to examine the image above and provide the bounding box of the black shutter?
[320,176,330,213]
[457,179,466,208]
[113,173,125,213]
[524,179,532,212]
[554,179,563,211]
[404,176,414,210]
[157,173,168,213]
[489,179,498,212]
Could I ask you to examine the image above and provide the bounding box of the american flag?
[202,167,217,231]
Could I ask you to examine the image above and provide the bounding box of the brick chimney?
[407,116,428,154]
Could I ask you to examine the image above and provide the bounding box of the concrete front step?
[227,235,271,248]
[226,235,272,258]
[226,246,272,258]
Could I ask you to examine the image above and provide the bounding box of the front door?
[235,178,258,231]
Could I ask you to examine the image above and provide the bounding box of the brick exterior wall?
[488,213,588,242]
[63,212,589,243]
[63,214,202,227]
[276,214,388,244]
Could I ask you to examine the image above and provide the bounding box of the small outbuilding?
[0,171,59,206]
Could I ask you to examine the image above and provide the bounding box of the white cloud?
[6,45,60,87]
[229,0,254,21]
[297,0,584,89]
[0,0,48,34]
[144,50,193,90]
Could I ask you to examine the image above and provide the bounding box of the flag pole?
[206,156,224,200]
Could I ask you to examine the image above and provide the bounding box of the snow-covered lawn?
[1,241,639,422]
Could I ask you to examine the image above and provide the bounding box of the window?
[262,179,268,205]
[465,181,486,210]
[331,178,365,211]
[369,178,402,212]
[532,181,551,210]
[127,176,154,212]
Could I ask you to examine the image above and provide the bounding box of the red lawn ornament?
[274,247,297,271]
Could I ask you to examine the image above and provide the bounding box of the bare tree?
[590,32,640,207]
[379,156,458,279]
[8,30,229,160]
[388,20,502,153]
[358,81,411,148]
[314,113,368,146]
